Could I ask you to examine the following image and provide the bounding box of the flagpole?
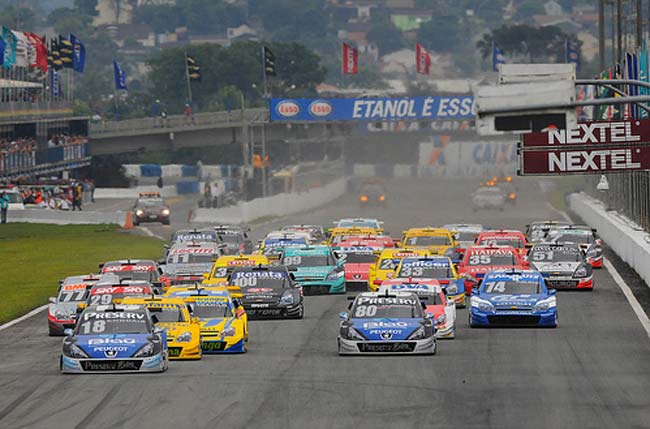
[184,52,193,103]
[261,46,268,98]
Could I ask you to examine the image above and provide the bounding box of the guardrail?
[89,108,268,137]
[0,143,88,176]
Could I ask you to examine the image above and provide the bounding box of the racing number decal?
[60,290,87,302]
[79,320,106,334]
[484,281,506,293]
[532,251,554,261]
[170,253,190,264]
[469,254,492,265]
[399,266,424,277]
[213,267,228,278]
[379,259,398,270]
[233,277,258,287]
[89,294,113,305]
[284,256,302,266]
[354,305,377,317]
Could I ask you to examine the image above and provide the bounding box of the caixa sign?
[270,96,475,122]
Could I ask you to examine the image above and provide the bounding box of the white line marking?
[0,304,48,332]
[140,226,165,240]
[604,258,650,340]
[545,202,572,222]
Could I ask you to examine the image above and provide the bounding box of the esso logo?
[276,100,300,118]
[309,100,332,117]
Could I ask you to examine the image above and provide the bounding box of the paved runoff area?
[1,178,650,428]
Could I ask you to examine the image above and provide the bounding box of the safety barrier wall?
[94,185,178,199]
[8,208,127,227]
[192,178,348,224]
[123,163,247,179]
[568,192,650,285]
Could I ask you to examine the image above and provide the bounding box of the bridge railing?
[89,108,268,136]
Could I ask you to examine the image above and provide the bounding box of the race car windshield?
[112,271,155,282]
[352,303,421,318]
[530,248,582,263]
[397,264,452,278]
[191,302,232,318]
[482,281,540,294]
[57,288,89,302]
[167,252,216,264]
[456,232,479,242]
[338,220,379,228]
[282,255,332,267]
[88,288,152,305]
[467,253,517,266]
[406,236,451,246]
[138,200,164,208]
[76,313,150,334]
[148,307,186,323]
[343,253,377,263]
[231,271,288,288]
[480,238,523,248]
[550,232,593,245]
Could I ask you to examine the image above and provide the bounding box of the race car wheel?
[58,355,63,371]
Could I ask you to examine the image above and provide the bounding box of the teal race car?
[280,245,345,295]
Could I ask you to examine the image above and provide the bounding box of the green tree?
[416,15,461,53]
[74,0,98,16]
[367,21,404,56]
[133,5,182,34]
[514,1,545,21]
[48,8,92,35]
[0,6,37,30]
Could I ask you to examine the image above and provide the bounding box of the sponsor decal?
[170,247,216,255]
[275,100,300,118]
[309,100,333,118]
[88,338,137,345]
[62,284,88,291]
[521,147,647,175]
[103,264,154,272]
[380,332,394,340]
[83,312,145,321]
[361,321,409,328]
[523,119,650,148]
[233,271,285,279]
[246,288,274,293]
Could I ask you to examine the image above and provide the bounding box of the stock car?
[457,245,528,295]
[394,256,466,307]
[159,242,223,287]
[471,186,506,211]
[203,254,270,288]
[442,224,484,251]
[78,281,154,311]
[546,225,603,268]
[60,304,169,373]
[339,246,382,292]
[47,273,119,336]
[475,229,529,257]
[358,182,387,207]
[179,289,248,354]
[334,218,384,230]
[528,243,594,289]
[525,221,571,245]
[368,248,431,290]
[258,233,309,260]
[469,269,558,328]
[132,192,170,226]
[230,265,304,319]
[214,225,254,255]
[400,227,458,256]
[337,291,436,355]
[122,296,202,360]
[327,227,380,247]
[281,225,327,244]
[379,280,456,339]
[281,245,346,295]
[99,259,163,284]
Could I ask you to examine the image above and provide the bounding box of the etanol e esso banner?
[522,119,650,148]
[269,96,475,122]
[520,146,650,175]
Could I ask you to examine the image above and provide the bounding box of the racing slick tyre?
[296,303,305,319]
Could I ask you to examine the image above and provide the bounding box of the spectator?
[203,181,212,207]
[0,191,8,223]
[72,181,83,211]
[86,178,95,203]
[151,100,161,127]
[161,109,168,128]
[157,176,163,189]
[184,103,193,126]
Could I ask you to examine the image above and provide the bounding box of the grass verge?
[0,223,163,324]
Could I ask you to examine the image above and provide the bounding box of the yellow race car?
[165,283,242,299]
[121,296,201,360]
[368,248,431,291]
[400,227,458,256]
[182,290,248,354]
[205,254,269,284]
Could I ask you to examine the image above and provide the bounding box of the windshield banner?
[270,96,475,122]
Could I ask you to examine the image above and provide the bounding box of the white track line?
[0,304,47,332]
[604,258,650,339]
[549,202,650,340]
[140,226,165,240]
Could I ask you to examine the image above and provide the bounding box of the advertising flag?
[25,32,47,72]
[113,60,127,90]
[59,35,73,69]
[2,27,16,68]
[49,69,61,97]
[11,30,29,67]
[565,39,580,71]
[416,43,431,75]
[0,37,5,68]
[342,42,358,75]
[70,34,85,72]
[492,43,505,72]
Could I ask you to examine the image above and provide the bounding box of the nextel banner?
[269,96,475,122]
[522,119,650,148]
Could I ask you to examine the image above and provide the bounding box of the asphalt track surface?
[2,178,650,429]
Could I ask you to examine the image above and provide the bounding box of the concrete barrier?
[568,192,650,284]
[192,178,348,224]
[9,208,128,226]
[94,185,178,199]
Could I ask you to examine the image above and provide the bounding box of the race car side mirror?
[48,297,56,304]
[339,312,348,319]
[548,289,557,296]
[447,300,455,306]
[98,263,104,269]
[202,273,209,279]
[191,317,200,324]
[57,279,64,286]
[151,314,160,324]
[63,328,74,337]
[425,313,434,319]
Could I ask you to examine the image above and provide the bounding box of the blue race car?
[60,304,169,373]
[469,269,557,328]
[338,291,436,355]
[281,245,345,295]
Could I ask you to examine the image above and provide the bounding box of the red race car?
[457,245,528,295]
[99,259,163,283]
[475,229,529,256]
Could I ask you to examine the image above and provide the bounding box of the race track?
[2,178,650,429]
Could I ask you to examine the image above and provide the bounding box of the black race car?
[214,225,253,254]
[229,265,303,319]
